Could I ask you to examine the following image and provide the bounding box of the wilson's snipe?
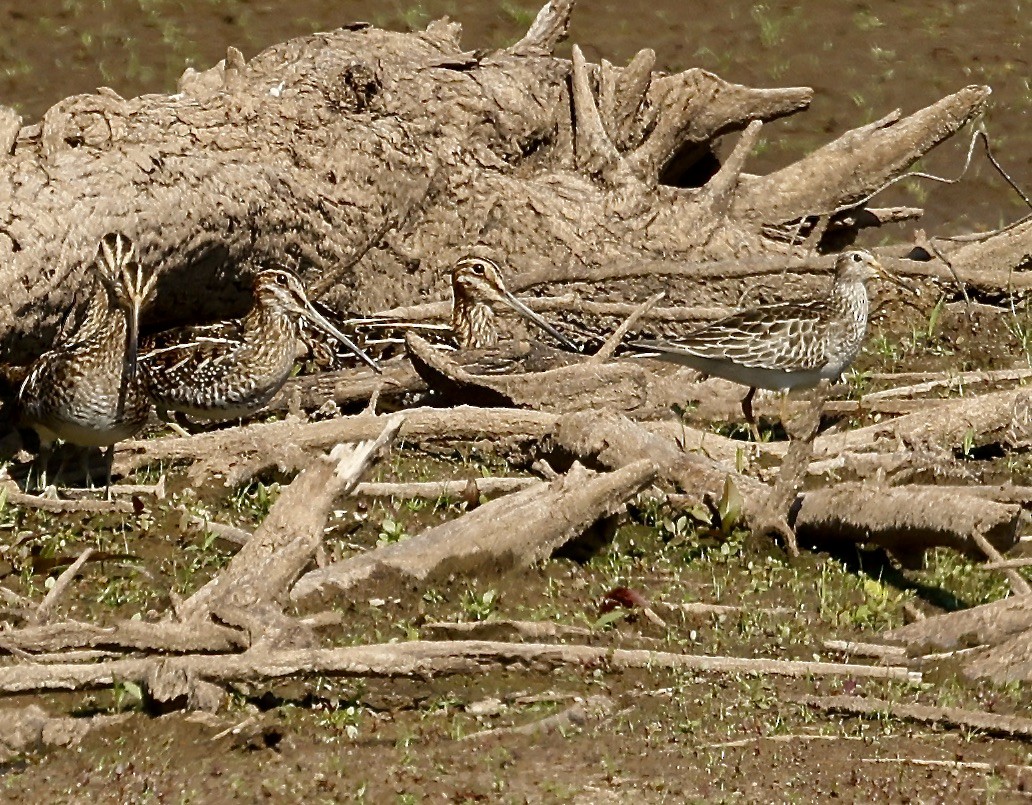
[450,256,577,350]
[19,233,156,491]
[634,250,904,435]
[139,266,378,423]
[299,256,578,369]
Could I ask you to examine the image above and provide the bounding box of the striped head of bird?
[255,266,380,372]
[92,232,158,385]
[450,256,577,351]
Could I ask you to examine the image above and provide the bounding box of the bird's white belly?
[676,354,829,391]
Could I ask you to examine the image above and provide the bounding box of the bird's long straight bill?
[303,305,381,372]
[117,301,142,419]
[500,291,579,351]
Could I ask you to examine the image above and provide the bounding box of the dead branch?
[422,620,591,642]
[0,639,920,700]
[115,407,557,482]
[733,86,990,225]
[463,695,615,741]
[822,640,909,663]
[792,483,1021,567]
[290,460,656,606]
[981,558,1032,570]
[375,295,728,325]
[405,333,663,415]
[0,619,247,656]
[968,531,1032,596]
[795,693,1032,742]
[0,481,134,514]
[812,387,1028,461]
[29,547,95,627]
[179,414,404,625]
[963,628,1032,684]
[354,477,541,499]
[862,368,1032,402]
[551,408,772,518]
[589,292,665,363]
[882,595,1032,652]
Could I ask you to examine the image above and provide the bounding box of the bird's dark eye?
[851,253,862,262]
[275,273,289,286]
[472,262,485,275]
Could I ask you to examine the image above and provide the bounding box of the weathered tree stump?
[0,0,1016,366]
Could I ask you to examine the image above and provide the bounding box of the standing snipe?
[633,250,903,435]
[450,256,577,350]
[139,265,378,423]
[19,233,157,491]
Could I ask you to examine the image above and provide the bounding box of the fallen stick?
[290,460,656,605]
[656,602,795,618]
[28,547,95,627]
[115,407,557,482]
[861,368,1032,402]
[354,477,541,499]
[823,399,943,416]
[822,640,909,663]
[795,693,1032,741]
[0,481,134,514]
[882,594,1032,652]
[705,734,864,750]
[462,695,615,741]
[588,291,665,363]
[792,483,1021,566]
[59,476,167,500]
[181,512,254,548]
[0,619,247,655]
[980,557,1032,569]
[179,415,404,624]
[0,640,921,698]
[968,530,1032,596]
[860,757,1032,774]
[422,620,591,642]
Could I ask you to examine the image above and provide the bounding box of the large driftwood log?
[0,0,1007,365]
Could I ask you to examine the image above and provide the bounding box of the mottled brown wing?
[642,300,832,372]
[140,320,247,372]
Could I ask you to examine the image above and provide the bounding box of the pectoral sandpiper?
[634,250,904,436]
[139,265,379,425]
[19,233,157,491]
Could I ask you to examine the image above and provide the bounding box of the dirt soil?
[2,1,1032,803]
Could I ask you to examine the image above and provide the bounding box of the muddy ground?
[2,1,1032,802]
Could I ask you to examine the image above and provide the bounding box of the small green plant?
[377,516,408,545]
[460,588,499,620]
